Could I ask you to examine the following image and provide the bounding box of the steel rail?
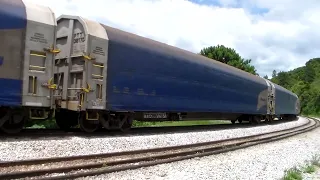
[0,117,317,180]
[0,118,309,167]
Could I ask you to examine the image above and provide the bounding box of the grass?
[311,115,320,118]
[311,155,320,167]
[301,113,320,119]
[303,165,316,174]
[26,119,58,129]
[26,118,230,129]
[283,167,302,180]
[132,120,230,127]
[283,154,320,180]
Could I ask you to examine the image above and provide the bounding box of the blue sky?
[189,0,222,6]
[189,0,269,14]
[27,0,320,77]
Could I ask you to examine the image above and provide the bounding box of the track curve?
[0,117,317,180]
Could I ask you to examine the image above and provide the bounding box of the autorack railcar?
[0,0,58,133]
[0,0,300,134]
[52,15,300,133]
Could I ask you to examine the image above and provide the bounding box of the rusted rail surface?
[0,117,318,180]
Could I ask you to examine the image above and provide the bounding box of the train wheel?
[238,119,243,124]
[0,108,10,128]
[79,113,99,133]
[55,110,78,131]
[119,114,133,132]
[231,120,236,124]
[0,110,25,134]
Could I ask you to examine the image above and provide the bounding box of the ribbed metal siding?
[274,84,298,115]
[103,25,268,113]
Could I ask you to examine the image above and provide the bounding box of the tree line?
[199,45,320,116]
[270,59,320,116]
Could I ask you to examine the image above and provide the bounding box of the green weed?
[283,167,302,180]
[303,165,316,174]
[311,154,320,167]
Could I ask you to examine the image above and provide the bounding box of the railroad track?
[0,117,318,180]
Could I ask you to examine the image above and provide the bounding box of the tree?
[270,58,320,116]
[304,60,316,83]
[276,71,292,89]
[263,75,268,79]
[199,44,257,75]
[272,70,277,78]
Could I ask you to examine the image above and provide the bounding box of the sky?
[26,0,320,77]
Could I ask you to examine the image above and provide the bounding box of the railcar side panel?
[0,0,27,106]
[103,25,268,114]
[21,1,57,108]
[274,84,298,115]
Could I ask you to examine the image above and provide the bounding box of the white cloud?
[26,0,320,77]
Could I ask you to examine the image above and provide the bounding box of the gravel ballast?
[84,117,320,180]
[303,167,320,180]
[0,117,309,161]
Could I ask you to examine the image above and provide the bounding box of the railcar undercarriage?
[0,107,54,134]
[54,109,134,133]
[0,107,298,134]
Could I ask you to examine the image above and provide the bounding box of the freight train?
[0,0,300,133]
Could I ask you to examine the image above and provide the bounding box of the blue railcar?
[0,0,57,133]
[274,84,300,115]
[103,25,299,125]
[104,25,268,115]
[0,0,26,107]
[54,15,300,132]
[0,4,301,134]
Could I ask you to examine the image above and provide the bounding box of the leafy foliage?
[199,45,258,75]
[271,58,320,116]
